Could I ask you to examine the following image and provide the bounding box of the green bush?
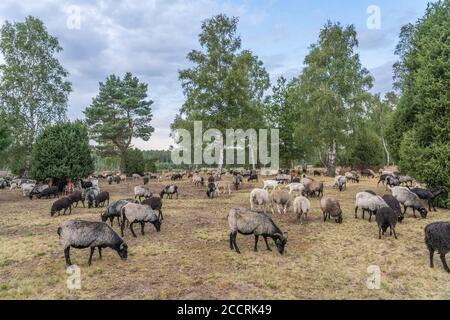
[125,149,145,176]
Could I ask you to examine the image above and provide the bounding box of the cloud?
[370,60,395,95]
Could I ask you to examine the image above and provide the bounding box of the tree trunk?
[382,138,390,166]
[23,143,34,178]
[327,138,337,177]
[120,150,126,174]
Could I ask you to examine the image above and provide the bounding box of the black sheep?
[141,197,163,220]
[68,190,85,208]
[95,191,110,208]
[425,222,450,273]
[51,197,73,216]
[382,194,404,222]
[375,207,399,240]
[247,174,258,183]
[206,182,217,199]
[409,187,447,212]
[160,185,178,199]
[37,186,59,199]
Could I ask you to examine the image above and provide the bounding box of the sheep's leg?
[140,222,145,235]
[429,248,434,268]
[277,204,282,215]
[64,247,72,266]
[129,222,137,237]
[229,233,234,250]
[254,235,259,252]
[263,236,272,251]
[354,206,358,219]
[88,247,95,266]
[440,254,450,273]
[323,212,327,222]
[392,226,397,239]
[362,209,365,220]
[378,227,382,240]
[98,247,102,259]
[120,219,126,237]
[232,232,240,254]
[159,210,164,221]
[369,211,373,223]
[109,217,114,227]
[412,208,417,218]
[82,200,85,208]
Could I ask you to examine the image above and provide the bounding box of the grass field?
[1,176,450,300]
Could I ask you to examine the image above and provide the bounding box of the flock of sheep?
[1,167,449,274]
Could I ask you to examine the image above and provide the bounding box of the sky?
[0,0,432,150]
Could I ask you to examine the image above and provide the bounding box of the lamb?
[269,189,291,215]
[67,190,85,208]
[286,183,305,195]
[141,197,164,221]
[293,196,311,224]
[354,192,389,222]
[382,194,404,222]
[95,191,110,208]
[250,188,270,214]
[304,181,324,198]
[263,180,280,190]
[320,196,343,224]
[424,222,450,273]
[334,176,347,191]
[134,185,152,202]
[389,186,428,218]
[160,185,178,199]
[101,199,137,226]
[51,197,73,216]
[206,182,218,199]
[120,202,161,237]
[376,207,399,240]
[227,207,288,254]
[58,220,128,266]
[409,187,447,212]
[215,181,232,195]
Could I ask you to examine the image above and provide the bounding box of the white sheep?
[263,180,280,190]
[134,185,152,202]
[250,188,270,214]
[120,203,161,237]
[389,186,428,218]
[286,183,305,195]
[293,196,311,224]
[354,192,389,222]
[21,183,35,197]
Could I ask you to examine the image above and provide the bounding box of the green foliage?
[84,72,154,173]
[0,16,72,174]
[124,148,145,176]
[0,124,11,152]
[144,159,157,173]
[390,1,450,201]
[30,122,94,181]
[341,129,384,168]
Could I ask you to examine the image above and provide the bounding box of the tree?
[124,148,145,176]
[0,16,72,175]
[390,1,450,205]
[343,128,384,168]
[0,124,11,152]
[84,72,154,173]
[172,14,270,170]
[30,122,94,181]
[290,21,373,176]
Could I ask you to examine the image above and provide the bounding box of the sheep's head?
[398,212,405,223]
[274,233,287,255]
[153,219,161,232]
[419,208,428,219]
[335,215,343,224]
[117,242,128,261]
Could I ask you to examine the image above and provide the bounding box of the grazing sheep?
[377,174,394,186]
[425,222,450,273]
[207,175,215,183]
[270,189,291,215]
[233,174,243,190]
[28,184,49,199]
[398,175,414,186]
[409,187,447,212]
[293,196,311,224]
[21,183,36,197]
[215,181,232,195]
[120,203,161,237]
[107,176,114,185]
[132,173,142,180]
[119,174,126,182]
[263,180,280,190]
[386,175,400,189]
[382,194,404,222]
[376,207,399,240]
[35,186,59,199]
[95,191,110,208]
[300,177,313,188]
[250,188,270,214]
[354,192,389,222]
[171,173,183,181]
[320,196,343,224]
[334,176,347,192]
[160,185,178,199]
[51,197,73,216]
[86,187,101,208]
[206,182,218,199]
[58,220,128,266]
[141,197,163,221]
[389,186,428,218]
[91,179,99,188]
[193,175,204,187]
[286,183,305,195]
[345,172,359,183]
[227,207,288,254]
[304,181,324,198]
[68,190,85,208]
[134,185,152,202]
[247,174,258,182]
[361,169,376,179]
[276,174,292,185]
[102,199,137,226]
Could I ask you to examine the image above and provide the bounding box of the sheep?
[160,185,178,199]
[21,183,35,197]
[304,181,324,198]
[313,170,322,176]
[365,190,377,196]
[263,180,280,190]
[377,174,394,186]
[34,186,59,199]
[51,197,73,216]
[276,174,292,185]
[398,175,414,186]
[28,184,49,199]
[232,174,243,190]
[334,176,347,191]
[192,175,204,187]
[141,197,164,221]
[320,196,343,224]
[361,169,376,178]
[206,182,218,199]
[207,175,215,183]
[120,203,161,237]
[120,174,127,182]
[58,220,128,266]
[95,191,110,208]
[134,185,152,202]
[250,188,270,214]
[425,222,450,273]
[345,171,359,183]
[354,192,389,222]
[386,175,400,189]
[86,187,100,208]
[247,174,258,182]
[101,199,137,226]
[293,196,311,224]
[382,194,404,222]
[376,207,399,240]
[67,190,85,208]
[409,187,447,212]
[300,177,313,188]
[286,183,305,195]
[107,176,114,185]
[227,207,288,254]
[132,173,142,180]
[389,186,428,219]
[270,189,291,215]
[215,181,232,195]
[171,173,183,181]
